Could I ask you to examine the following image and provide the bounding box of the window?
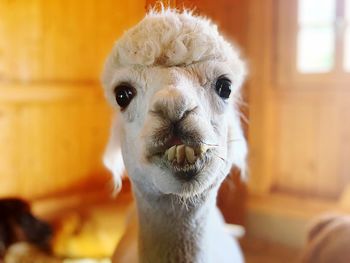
[277,0,350,86]
[345,0,350,71]
[297,0,335,73]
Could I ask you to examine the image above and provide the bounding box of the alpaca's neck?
[133,184,217,263]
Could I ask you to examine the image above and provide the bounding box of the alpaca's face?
[104,61,245,197]
[102,10,247,197]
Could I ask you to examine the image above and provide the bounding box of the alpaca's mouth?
[163,144,209,165]
[150,143,211,180]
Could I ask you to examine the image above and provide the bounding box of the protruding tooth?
[185,146,196,164]
[168,145,176,161]
[176,145,185,164]
[199,145,209,154]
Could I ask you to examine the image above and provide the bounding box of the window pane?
[297,27,335,73]
[345,28,350,71]
[346,0,350,21]
[345,1,350,71]
[299,0,335,25]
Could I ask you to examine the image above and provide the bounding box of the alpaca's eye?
[215,77,232,99]
[114,84,136,109]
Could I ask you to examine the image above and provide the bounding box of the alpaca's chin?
[152,172,210,197]
[148,151,221,197]
[152,172,217,198]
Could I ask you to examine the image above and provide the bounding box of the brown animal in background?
[301,214,350,263]
[0,198,52,259]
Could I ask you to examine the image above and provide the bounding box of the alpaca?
[102,9,247,263]
[301,214,350,263]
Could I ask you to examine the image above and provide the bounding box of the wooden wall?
[179,0,248,49]
[272,89,350,199]
[0,0,146,199]
[0,1,146,81]
[247,0,350,201]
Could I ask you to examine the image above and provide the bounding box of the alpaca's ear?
[103,114,125,193]
[227,109,248,179]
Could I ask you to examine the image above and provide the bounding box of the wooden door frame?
[246,0,278,195]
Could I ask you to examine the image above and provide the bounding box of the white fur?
[103,114,125,192]
[102,8,247,263]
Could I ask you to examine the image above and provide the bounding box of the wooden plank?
[0,83,102,102]
[179,0,248,49]
[273,95,319,196]
[271,90,350,199]
[245,0,277,194]
[0,0,146,82]
[0,85,112,199]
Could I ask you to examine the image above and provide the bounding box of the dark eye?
[114,84,136,109]
[215,77,232,99]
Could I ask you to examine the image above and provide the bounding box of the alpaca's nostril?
[179,106,198,121]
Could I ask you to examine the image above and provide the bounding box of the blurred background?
[0,0,349,262]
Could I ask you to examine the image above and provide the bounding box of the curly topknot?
[114,9,236,67]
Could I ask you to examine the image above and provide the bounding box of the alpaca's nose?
[151,87,197,122]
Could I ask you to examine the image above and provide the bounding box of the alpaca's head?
[102,9,247,198]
